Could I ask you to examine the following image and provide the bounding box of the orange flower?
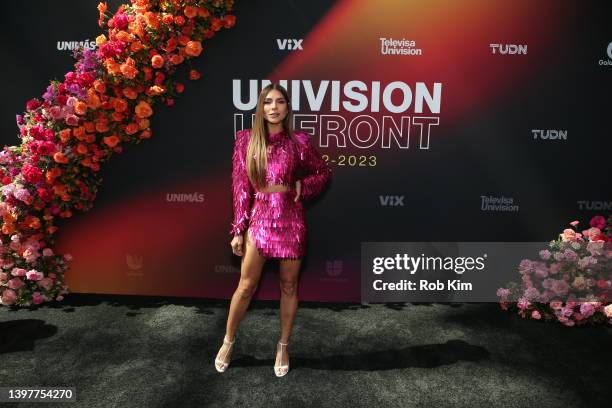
[87,92,101,109]
[103,135,120,147]
[73,126,86,141]
[97,2,107,13]
[95,34,107,46]
[164,37,178,52]
[116,30,132,42]
[85,134,96,143]
[184,6,198,19]
[120,61,138,79]
[125,123,139,135]
[151,54,164,68]
[111,112,125,122]
[2,223,16,235]
[189,69,200,80]
[53,152,69,164]
[76,143,88,155]
[198,7,210,18]
[178,35,190,46]
[223,15,236,28]
[74,101,87,115]
[128,20,145,39]
[139,130,152,139]
[211,17,222,31]
[144,11,160,29]
[47,225,59,234]
[122,87,138,100]
[45,168,62,183]
[25,215,41,230]
[138,118,150,129]
[135,101,153,118]
[130,41,144,52]
[93,80,106,94]
[95,118,110,133]
[58,129,72,143]
[105,59,121,76]
[174,16,185,26]
[169,54,184,65]
[112,97,128,113]
[185,41,202,57]
[162,14,174,25]
[175,83,184,93]
[146,85,165,96]
[84,122,95,133]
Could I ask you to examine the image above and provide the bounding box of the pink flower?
[549,300,563,310]
[579,302,597,318]
[11,267,27,277]
[496,288,511,298]
[1,288,17,305]
[558,316,575,327]
[549,262,561,274]
[37,277,54,291]
[14,187,32,203]
[553,251,565,261]
[42,248,54,257]
[518,259,533,274]
[0,272,7,283]
[582,227,602,241]
[66,96,78,107]
[551,280,569,296]
[56,295,64,301]
[517,298,531,310]
[48,106,63,120]
[26,269,43,281]
[7,277,24,290]
[589,215,606,230]
[569,220,579,227]
[539,249,551,260]
[587,241,604,256]
[531,310,542,319]
[563,249,577,261]
[64,254,73,262]
[560,228,583,242]
[604,304,612,318]
[32,292,44,305]
[65,114,79,126]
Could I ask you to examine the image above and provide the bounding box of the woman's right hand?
[231,234,245,257]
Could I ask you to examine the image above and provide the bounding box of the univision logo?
[532,129,568,140]
[57,40,96,51]
[276,38,303,51]
[490,43,528,55]
[166,193,205,203]
[598,41,612,66]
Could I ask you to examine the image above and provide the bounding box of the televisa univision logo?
[379,37,422,56]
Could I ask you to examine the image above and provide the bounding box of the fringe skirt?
[246,191,306,259]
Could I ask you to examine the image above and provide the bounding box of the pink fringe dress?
[230,128,331,259]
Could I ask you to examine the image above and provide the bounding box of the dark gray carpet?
[0,294,610,408]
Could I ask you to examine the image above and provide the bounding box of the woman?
[214,83,331,377]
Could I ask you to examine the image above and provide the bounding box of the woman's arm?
[295,131,331,201]
[230,129,254,236]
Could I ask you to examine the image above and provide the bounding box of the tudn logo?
[57,40,96,51]
[276,38,303,51]
[490,44,528,55]
[379,195,404,206]
[577,201,612,211]
[166,193,204,203]
[532,129,568,140]
[126,254,143,270]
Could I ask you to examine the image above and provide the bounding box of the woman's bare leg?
[216,232,266,368]
[275,258,301,370]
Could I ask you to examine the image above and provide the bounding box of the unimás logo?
[490,43,528,55]
[379,195,405,206]
[577,200,612,211]
[276,38,303,51]
[532,129,568,140]
[379,37,422,56]
[57,39,96,51]
[480,195,519,212]
[166,192,205,203]
[598,41,612,66]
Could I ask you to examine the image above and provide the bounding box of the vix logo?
[276,38,303,51]
[379,195,405,206]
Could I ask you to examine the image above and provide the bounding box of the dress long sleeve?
[230,129,254,236]
[295,131,332,201]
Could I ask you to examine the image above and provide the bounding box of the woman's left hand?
[294,180,301,202]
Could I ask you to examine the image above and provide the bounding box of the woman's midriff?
[258,184,291,193]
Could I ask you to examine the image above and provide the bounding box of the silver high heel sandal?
[214,335,235,373]
[274,341,289,377]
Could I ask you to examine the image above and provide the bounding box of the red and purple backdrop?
[1,0,610,301]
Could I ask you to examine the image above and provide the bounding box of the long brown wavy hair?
[247,83,296,189]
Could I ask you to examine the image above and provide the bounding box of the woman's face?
[263,89,289,125]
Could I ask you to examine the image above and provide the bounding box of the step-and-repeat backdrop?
[0,0,610,301]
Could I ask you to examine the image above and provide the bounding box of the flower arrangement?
[0,0,236,307]
[497,215,612,326]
